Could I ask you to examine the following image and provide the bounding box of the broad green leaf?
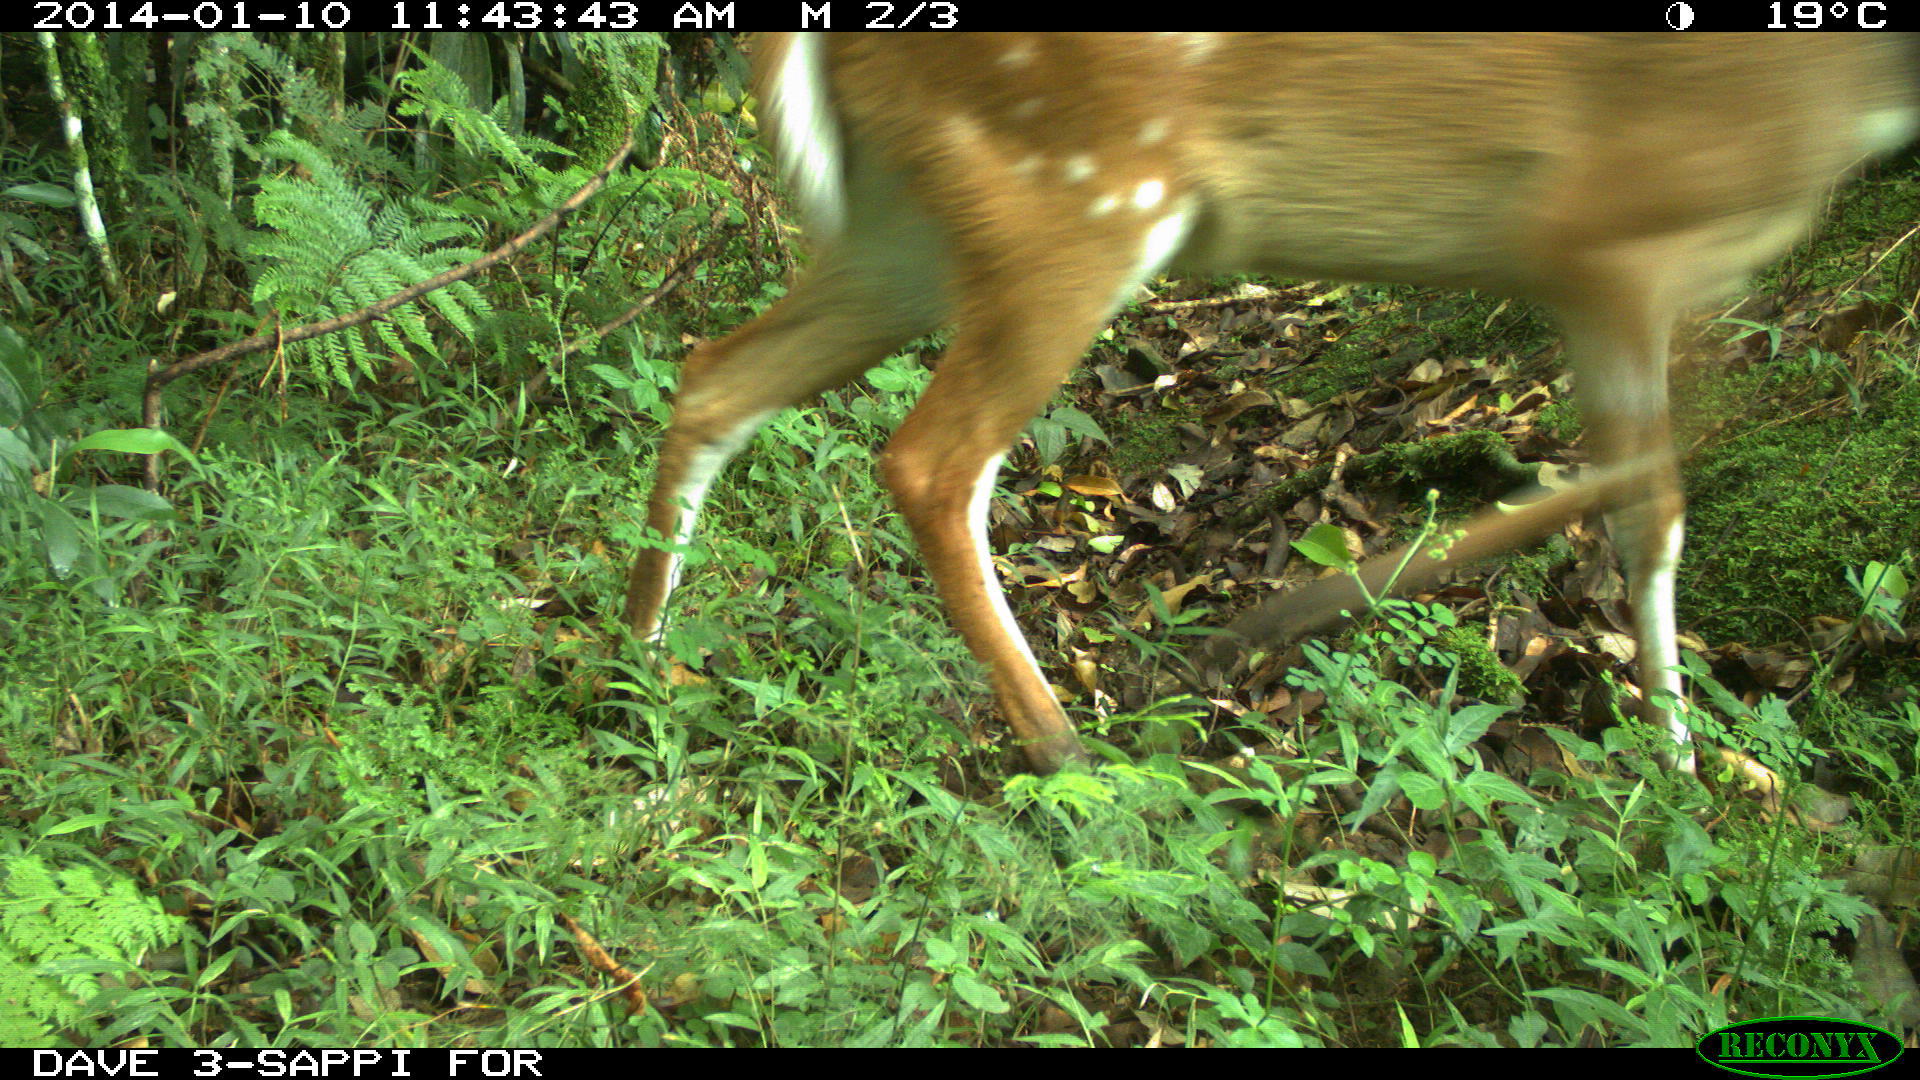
[1293,523,1354,569]
[75,484,175,521]
[36,501,82,576]
[70,428,190,456]
[4,183,77,208]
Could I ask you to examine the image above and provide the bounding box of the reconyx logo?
[1697,1017,1904,1078]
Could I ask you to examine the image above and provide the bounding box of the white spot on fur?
[1062,156,1096,184]
[1138,118,1170,146]
[999,43,1036,68]
[1089,194,1120,217]
[943,112,987,149]
[1133,180,1166,211]
[1105,205,1194,315]
[1139,208,1193,276]
[1156,32,1218,64]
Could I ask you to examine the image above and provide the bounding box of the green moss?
[1244,429,1538,527]
[1372,429,1536,488]
[1437,625,1525,705]
[1536,399,1582,444]
[1677,374,1920,645]
[1109,406,1194,476]
[1494,533,1577,605]
[1270,286,1556,404]
[1653,165,1920,650]
[1750,170,1920,295]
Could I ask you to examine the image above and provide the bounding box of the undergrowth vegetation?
[1,33,1915,1048]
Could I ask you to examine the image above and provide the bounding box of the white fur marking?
[1859,106,1920,154]
[1138,118,1170,146]
[969,453,1047,678]
[1089,194,1120,217]
[647,409,775,640]
[1105,206,1194,316]
[767,36,845,237]
[1138,208,1193,278]
[1156,32,1219,64]
[1062,155,1096,184]
[1637,517,1693,771]
[943,112,987,148]
[1133,179,1166,211]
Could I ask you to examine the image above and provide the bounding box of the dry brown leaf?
[557,911,648,1016]
[1064,474,1124,497]
[1072,650,1101,694]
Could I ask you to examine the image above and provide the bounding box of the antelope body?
[627,34,1919,773]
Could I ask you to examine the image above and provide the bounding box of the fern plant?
[0,855,186,1047]
[245,132,494,387]
[234,43,588,389]
[393,51,567,178]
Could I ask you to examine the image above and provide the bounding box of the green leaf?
[1030,417,1065,465]
[74,485,175,522]
[0,324,34,424]
[195,948,242,989]
[587,363,637,389]
[42,813,113,836]
[36,502,83,577]
[0,426,36,479]
[393,907,477,979]
[69,428,191,457]
[1292,523,1354,569]
[1442,704,1509,754]
[1458,769,1533,807]
[950,971,1009,1013]
[866,361,924,393]
[1049,404,1109,444]
[4,183,77,208]
[1398,771,1444,811]
[1862,561,1909,602]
